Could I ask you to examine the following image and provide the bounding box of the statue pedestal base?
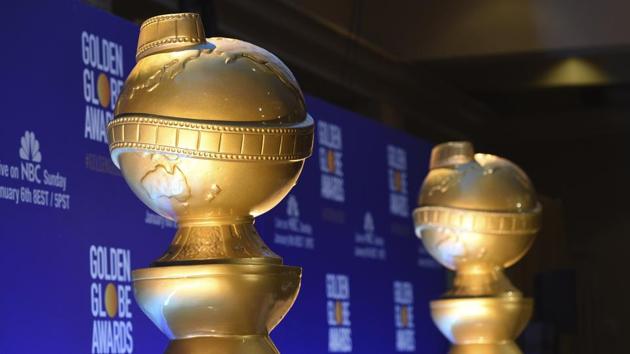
[431,297,533,354]
[133,264,301,354]
[166,335,279,354]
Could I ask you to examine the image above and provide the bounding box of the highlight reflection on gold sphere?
[97,73,110,108]
[104,283,118,318]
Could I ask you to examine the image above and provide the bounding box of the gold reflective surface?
[414,142,541,354]
[133,265,301,341]
[107,13,313,353]
[117,28,306,123]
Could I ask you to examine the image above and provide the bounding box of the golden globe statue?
[107,13,314,354]
[413,142,541,354]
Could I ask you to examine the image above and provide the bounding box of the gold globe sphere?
[414,142,541,289]
[106,13,312,354]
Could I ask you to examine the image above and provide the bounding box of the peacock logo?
[19,131,42,163]
[287,194,300,218]
[363,212,375,234]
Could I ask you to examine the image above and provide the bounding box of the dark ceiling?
[93,0,630,206]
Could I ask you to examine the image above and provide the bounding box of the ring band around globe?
[107,114,314,167]
[414,204,542,236]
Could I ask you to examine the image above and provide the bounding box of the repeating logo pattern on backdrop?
[387,145,409,218]
[90,245,134,353]
[273,194,315,249]
[0,131,70,209]
[393,281,416,352]
[354,212,386,260]
[81,31,125,144]
[326,274,352,352]
[318,121,345,203]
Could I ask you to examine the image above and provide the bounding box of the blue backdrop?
[0,2,446,353]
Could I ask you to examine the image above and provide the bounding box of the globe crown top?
[114,12,307,125]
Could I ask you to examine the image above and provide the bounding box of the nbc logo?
[287,194,300,218]
[354,211,386,260]
[19,131,43,184]
[0,131,69,209]
[363,212,375,234]
[19,131,42,163]
[387,145,409,217]
[326,274,352,352]
[273,194,314,249]
[393,281,416,352]
[318,121,345,202]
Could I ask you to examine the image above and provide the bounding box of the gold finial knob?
[136,13,206,61]
[429,141,474,169]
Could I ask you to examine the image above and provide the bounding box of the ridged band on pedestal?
[107,115,314,166]
[154,219,282,266]
[414,204,542,235]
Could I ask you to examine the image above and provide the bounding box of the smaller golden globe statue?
[107,13,314,354]
[413,142,541,354]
